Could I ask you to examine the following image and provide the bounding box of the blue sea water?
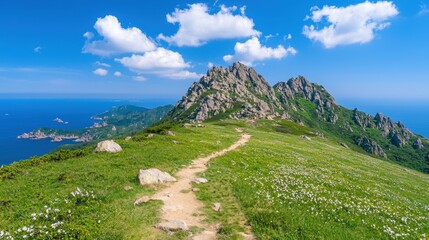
[0,98,176,166]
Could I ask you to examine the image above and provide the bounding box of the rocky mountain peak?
[169,62,283,122]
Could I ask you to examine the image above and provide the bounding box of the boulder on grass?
[137,168,176,185]
[95,140,122,153]
[165,131,175,136]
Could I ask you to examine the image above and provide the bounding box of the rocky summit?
[166,62,429,172]
[169,62,337,122]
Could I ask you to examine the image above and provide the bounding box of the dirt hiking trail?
[153,132,252,239]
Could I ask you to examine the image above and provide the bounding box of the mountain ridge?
[166,62,429,172]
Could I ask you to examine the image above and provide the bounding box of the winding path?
[153,132,252,239]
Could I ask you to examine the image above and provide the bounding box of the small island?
[53,117,69,124]
[17,105,173,143]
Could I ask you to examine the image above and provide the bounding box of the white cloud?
[116,48,200,80]
[114,71,122,77]
[264,34,278,41]
[419,3,429,15]
[93,68,108,76]
[158,3,260,46]
[34,46,42,53]
[240,6,246,15]
[83,32,94,39]
[223,37,297,66]
[83,15,156,56]
[286,34,292,40]
[207,62,214,68]
[133,76,147,81]
[162,70,203,80]
[95,61,111,68]
[116,48,189,70]
[303,1,399,48]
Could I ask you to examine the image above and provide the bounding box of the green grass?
[195,120,429,239]
[1,120,429,239]
[0,125,240,239]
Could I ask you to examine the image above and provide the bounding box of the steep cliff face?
[166,62,429,172]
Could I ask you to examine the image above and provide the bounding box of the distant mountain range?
[166,62,429,173]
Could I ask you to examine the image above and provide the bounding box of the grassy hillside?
[1,120,429,239]
[197,120,429,239]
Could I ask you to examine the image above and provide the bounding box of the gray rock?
[156,220,188,232]
[123,186,133,191]
[165,131,175,136]
[301,135,311,141]
[137,168,176,185]
[413,138,423,149]
[391,132,406,147]
[95,140,122,153]
[193,178,208,184]
[212,202,222,212]
[147,133,154,138]
[133,196,151,206]
[125,136,132,141]
[357,137,387,158]
[315,132,324,138]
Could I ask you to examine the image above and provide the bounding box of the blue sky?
[0,0,428,102]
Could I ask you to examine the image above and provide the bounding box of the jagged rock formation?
[357,137,387,158]
[274,77,338,122]
[169,62,337,122]
[166,62,429,172]
[169,62,283,121]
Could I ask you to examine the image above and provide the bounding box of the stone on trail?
[95,140,122,153]
[156,220,188,232]
[137,168,176,185]
[133,196,151,206]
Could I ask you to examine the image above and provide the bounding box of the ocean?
[0,98,176,166]
[0,98,427,166]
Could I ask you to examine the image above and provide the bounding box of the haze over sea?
[0,96,428,166]
[0,97,175,165]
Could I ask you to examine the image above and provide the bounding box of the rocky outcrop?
[274,76,336,115]
[353,109,375,128]
[137,168,176,185]
[169,62,283,122]
[357,137,387,158]
[95,140,122,153]
[413,138,424,150]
